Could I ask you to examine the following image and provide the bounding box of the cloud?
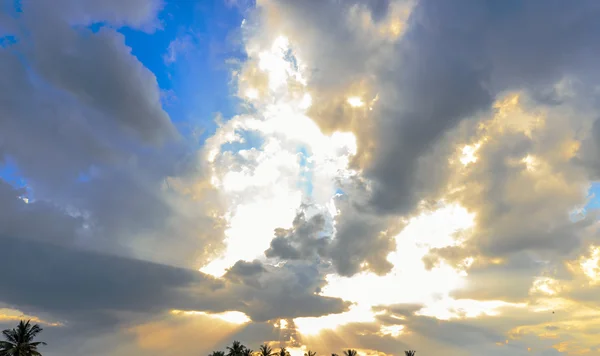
[327,185,402,276]
[0,236,220,327]
[421,91,598,305]
[164,34,196,65]
[26,0,164,30]
[220,1,600,353]
[225,259,351,322]
[262,184,401,277]
[0,167,342,325]
[0,0,228,270]
[0,180,83,245]
[4,0,600,354]
[249,0,600,218]
[0,0,175,192]
[363,0,600,217]
[24,13,178,145]
[0,235,349,329]
[225,259,267,279]
[265,211,329,260]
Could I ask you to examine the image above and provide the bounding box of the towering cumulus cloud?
[1,0,600,355]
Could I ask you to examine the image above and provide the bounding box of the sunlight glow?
[379,324,405,337]
[170,310,251,325]
[418,298,526,320]
[278,319,288,329]
[258,35,307,90]
[530,277,562,296]
[287,347,308,356]
[294,305,376,335]
[294,204,478,333]
[0,308,62,327]
[490,92,544,136]
[580,245,600,284]
[205,28,538,348]
[245,88,259,99]
[522,155,539,172]
[460,143,481,165]
[203,35,358,276]
[347,96,365,107]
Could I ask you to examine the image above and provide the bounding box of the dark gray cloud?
[10,0,173,147]
[368,1,493,214]
[225,259,267,279]
[367,303,565,356]
[0,176,347,324]
[0,0,175,187]
[0,180,82,246]
[0,235,349,327]
[0,48,120,189]
[224,259,266,288]
[225,259,351,322]
[457,129,590,258]
[265,211,329,260]
[449,254,544,303]
[0,0,176,190]
[0,0,234,338]
[373,303,422,318]
[26,24,178,145]
[255,0,393,91]
[24,0,163,29]
[0,236,216,316]
[251,0,600,278]
[368,0,600,215]
[328,190,401,276]
[264,189,402,277]
[0,0,228,269]
[578,117,600,178]
[0,169,348,325]
[0,1,177,194]
[424,94,595,302]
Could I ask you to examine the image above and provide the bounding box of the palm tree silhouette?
[258,344,274,356]
[405,351,416,356]
[242,348,254,356]
[305,351,317,356]
[227,341,247,356]
[277,347,290,356]
[210,352,226,356]
[0,320,47,356]
[343,350,358,356]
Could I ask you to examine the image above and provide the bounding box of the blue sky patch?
[297,145,314,198]
[119,1,247,147]
[585,182,600,210]
[0,157,27,188]
[220,129,265,154]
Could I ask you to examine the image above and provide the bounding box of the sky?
[2,0,600,355]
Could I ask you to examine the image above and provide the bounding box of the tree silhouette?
[205,340,415,356]
[227,341,247,356]
[343,350,358,356]
[258,344,274,356]
[0,320,47,356]
[277,347,290,356]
